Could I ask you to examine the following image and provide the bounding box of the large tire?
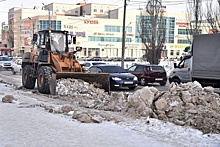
[22,65,36,89]
[37,66,52,94]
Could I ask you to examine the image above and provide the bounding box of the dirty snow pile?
[56,79,220,134]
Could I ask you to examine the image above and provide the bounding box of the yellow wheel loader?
[21,29,109,94]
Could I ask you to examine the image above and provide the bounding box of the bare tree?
[138,0,166,64]
[185,0,203,41]
[205,0,220,33]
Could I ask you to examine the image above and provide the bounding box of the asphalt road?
[0,69,170,92]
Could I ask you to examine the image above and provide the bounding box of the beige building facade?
[1,2,210,60]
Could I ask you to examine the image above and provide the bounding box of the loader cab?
[36,30,69,54]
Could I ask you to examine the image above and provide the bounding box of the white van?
[168,55,192,84]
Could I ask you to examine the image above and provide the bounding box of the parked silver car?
[0,56,13,70]
[11,58,22,74]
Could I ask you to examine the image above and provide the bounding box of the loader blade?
[55,72,110,93]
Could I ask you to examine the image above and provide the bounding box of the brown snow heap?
[127,81,220,134]
[56,78,220,134]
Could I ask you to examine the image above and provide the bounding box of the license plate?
[124,81,133,84]
[155,78,163,80]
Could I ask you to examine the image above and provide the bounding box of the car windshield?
[101,66,126,73]
[0,57,11,61]
[49,33,65,52]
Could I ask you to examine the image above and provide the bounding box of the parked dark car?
[80,61,106,72]
[127,64,167,86]
[88,64,138,90]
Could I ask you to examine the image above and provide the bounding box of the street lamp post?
[28,17,35,51]
[42,3,51,29]
[121,0,127,68]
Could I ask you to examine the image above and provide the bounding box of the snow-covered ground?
[0,82,219,147]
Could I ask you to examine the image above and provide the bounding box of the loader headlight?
[133,76,138,81]
[112,77,121,81]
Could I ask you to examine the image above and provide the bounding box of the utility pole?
[42,3,51,29]
[48,9,51,29]
[121,0,127,68]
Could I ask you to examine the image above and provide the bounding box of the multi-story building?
[1,2,209,60]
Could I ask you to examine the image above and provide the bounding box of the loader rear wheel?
[37,66,52,94]
[22,65,36,89]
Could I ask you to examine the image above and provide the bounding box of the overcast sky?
[0,0,187,24]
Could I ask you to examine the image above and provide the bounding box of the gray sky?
[0,0,187,24]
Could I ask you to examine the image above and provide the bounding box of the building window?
[75,11,78,13]
[176,50,180,56]
[170,50,174,55]
[104,25,132,33]
[100,9,103,13]
[39,20,61,31]
[177,39,190,44]
[94,9,97,12]
[178,29,187,35]
[88,36,132,42]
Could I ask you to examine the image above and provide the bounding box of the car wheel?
[172,78,181,84]
[128,86,136,90]
[140,78,146,86]
[160,81,166,86]
[12,68,16,75]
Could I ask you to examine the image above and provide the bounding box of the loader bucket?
[49,72,110,95]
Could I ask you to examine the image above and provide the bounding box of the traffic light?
[33,34,38,42]
[72,36,76,44]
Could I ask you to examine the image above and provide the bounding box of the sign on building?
[2,25,9,31]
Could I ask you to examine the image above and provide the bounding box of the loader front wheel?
[22,65,36,89]
[37,66,52,94]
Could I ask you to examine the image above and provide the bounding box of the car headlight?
[133,76,138,81]
[112,77,122,81]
